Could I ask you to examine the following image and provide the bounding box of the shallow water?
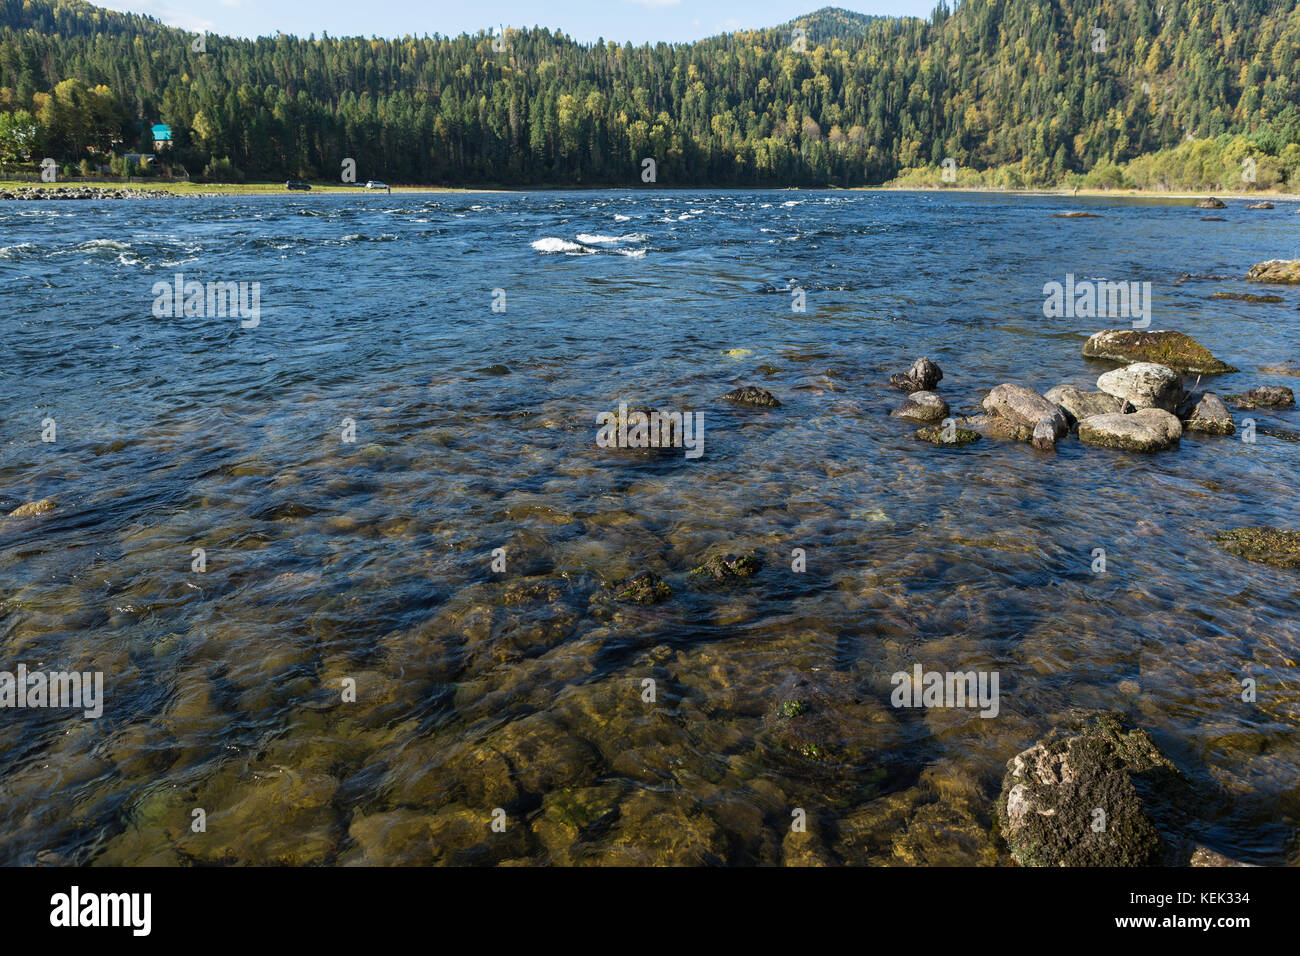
[1,189,1297,865]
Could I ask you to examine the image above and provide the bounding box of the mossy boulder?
[1210,291,1282,303]
[608,570,671,605]
[916,424,981,446]
[1212,527,1300,568]
[1078,408,1182,452]
[959,414,1031,442]
[1196,197,1227,209]
[890,390,949,422]
[1082,330,1237,375]
[1246,259,1300,284]
[688,551,763,587]
[996,713,1188,867]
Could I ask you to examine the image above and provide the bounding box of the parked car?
[364,180,389,191]
[286,180,312,191]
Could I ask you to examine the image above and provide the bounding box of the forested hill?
[1,0,1298,187]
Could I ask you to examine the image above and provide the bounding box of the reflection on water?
[0,191,1297,864]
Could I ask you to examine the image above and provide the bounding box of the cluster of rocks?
[606,550,764,606]
[0,186,181,200]
[894,325,1296,453]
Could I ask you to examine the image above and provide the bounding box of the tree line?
[1,0,1298,187]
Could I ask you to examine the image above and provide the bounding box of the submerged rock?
[960,414,1031,442]
[1211,291,1283,303]
[981,384,1068,443]
[889,390,949,422]
[609,570,671,605]
[8,498,56,518]
[1190,845,1253,866]
[688,551,763,587]
[1224,385,1295,409]
[1078,408,1183,452]
[1081,329,1236,375]
[1212,527,1300,568]
[761,672,901,775]
[996,713,1188,867]
[1246,259,1300,284]
[889,357,943,393]
[1051,211,1101,218]
[1177,392,1235,435]
[1096,362,1184,411]
[1196,197,1227,209]
[1044,385,1130,427]
[722,385,782,408]
[915,423,981,446]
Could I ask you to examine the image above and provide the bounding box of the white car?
[364,180,389,190]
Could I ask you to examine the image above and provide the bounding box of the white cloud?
[97,2,216,33]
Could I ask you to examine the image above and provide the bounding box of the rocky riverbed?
[1,192,1296,866]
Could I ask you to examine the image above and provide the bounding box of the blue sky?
[93,1,939,44]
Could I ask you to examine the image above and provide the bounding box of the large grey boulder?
[1078,408,1183,452]
[1044,385,1130,427]
[1096,363,1184,412]
[982,384,1069,443]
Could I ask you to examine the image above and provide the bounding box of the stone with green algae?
[1212,527,1300,568]
[996,713,1191,867]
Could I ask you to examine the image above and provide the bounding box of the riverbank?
[866,184,1300,203]
[3,179,1297,205]
[0,181,502,198]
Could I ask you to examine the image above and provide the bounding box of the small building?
[152,124,173,150]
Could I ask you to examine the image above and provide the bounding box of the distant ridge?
[782,6,904,43]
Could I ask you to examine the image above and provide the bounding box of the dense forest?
[1,0,1298,187]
